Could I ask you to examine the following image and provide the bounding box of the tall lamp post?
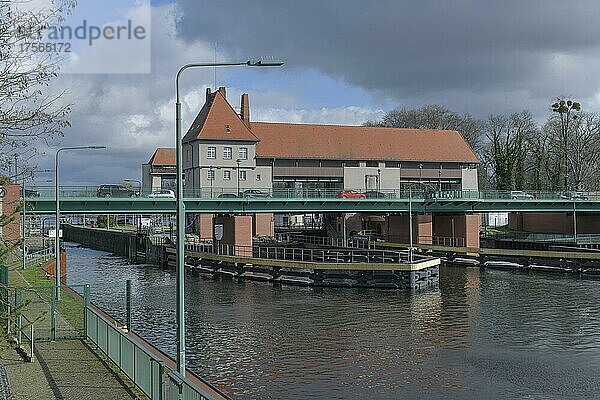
[55,146,106,300]
[377,168,381,197]
[174,58,283,376]
[236,159,241,197]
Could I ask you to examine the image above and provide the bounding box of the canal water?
[65,242,600,399]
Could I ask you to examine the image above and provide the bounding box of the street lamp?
[206,166,220,198]
[174,58,283,375]
[236,159,241,197]
[377,168,381,197]
[55,146,106,300]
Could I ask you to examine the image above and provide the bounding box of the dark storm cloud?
[176,0,600,115]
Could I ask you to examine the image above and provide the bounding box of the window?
[207,146,216,159]
[366,161,379,167]
[207,170,215,180]
[256,174,261,181]
[223,147,232,159]
[225,124,231,134]
[223,170,231,180]
[239,147,248,160]
[186,148,190,162]
[239,170,247,181]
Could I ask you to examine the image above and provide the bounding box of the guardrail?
[25,247,54,267]
[185,242,431,265]
[16,313,35,362]
[275,233,371,249]
[168,371,214,400]
[86,305,225,400]
[24,186,600,201]
[86,306,165,399]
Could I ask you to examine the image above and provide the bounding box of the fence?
[86,305,227,400]
[274,233,372,249]
[26,185,600,201]
[25,247,54,267]
[86,306,165,399]
[185,242,429,265]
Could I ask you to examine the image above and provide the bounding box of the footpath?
[0,260,147,400]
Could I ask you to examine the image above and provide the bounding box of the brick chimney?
[206,87,211,101]
[217,86,226,98]
[240,93,250,127]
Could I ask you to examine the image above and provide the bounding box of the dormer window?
[225,124,231,134]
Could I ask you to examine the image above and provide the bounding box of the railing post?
[15,288,22,344]
[51,286,56,341]
[83,284,90,337]
[126,280,132,332]
[30,323,35,362]
[0,266,7,321]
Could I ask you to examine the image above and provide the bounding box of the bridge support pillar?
[198,214,213,240]
[253,213,274,237]
[213,215,252,256]
[432,213,480,248]
[0,184,21,245]
[384,214,432,245]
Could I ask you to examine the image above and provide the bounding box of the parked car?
[242,189,272,198]
[561,191,588,200]
[217,193,238,198]
[148,189,175,198]
[97,184,139,198]
[364,191,386,199]
[509,190,534,199]
[337,190,366,199]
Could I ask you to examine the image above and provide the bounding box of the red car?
[337,190,366,199]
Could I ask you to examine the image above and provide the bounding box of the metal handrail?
[25,186,600,201]
[16,314,35,362]
[86,305,226,400]
[185,242,430,265]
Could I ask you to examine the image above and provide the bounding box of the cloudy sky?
[30,0,600,185]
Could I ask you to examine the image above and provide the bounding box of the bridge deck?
[24,196,600,213]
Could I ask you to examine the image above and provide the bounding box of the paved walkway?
[1,262,147,400]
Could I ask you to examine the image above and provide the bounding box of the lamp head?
[247,58,284,67]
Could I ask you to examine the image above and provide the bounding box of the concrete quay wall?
[63,225,136,258]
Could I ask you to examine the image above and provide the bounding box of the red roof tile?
[252,122,478,162]
[149,148,175,165]
[183,90,258,143]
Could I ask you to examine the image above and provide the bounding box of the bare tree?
[482,111,538,190]
[0,0,75,181]
[0,0,75,258]
[565,112,600,190]
[366,104,484,153]
[547,98,581,190]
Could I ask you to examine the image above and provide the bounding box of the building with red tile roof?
[177,87,478,196]
[141,147,177,191]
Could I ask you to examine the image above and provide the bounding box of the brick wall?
[41,251,67,284]
[1,184,21,245]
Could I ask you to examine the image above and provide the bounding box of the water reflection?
[66,243,600,399]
